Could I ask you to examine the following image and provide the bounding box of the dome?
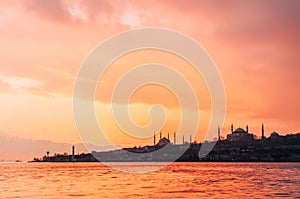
[156,137,170,147]
[233,127,247,134]
[271,132,279,137]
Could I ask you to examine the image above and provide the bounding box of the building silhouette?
[226,123,268,142]
[38,123,300,162]
[226,124,254,142]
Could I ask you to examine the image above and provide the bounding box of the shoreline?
[29,160,300,163]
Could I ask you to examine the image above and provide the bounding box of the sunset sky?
[0,0,300,160]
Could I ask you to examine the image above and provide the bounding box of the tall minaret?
[246,125,249,133]
[190,134,192,144]
[218,126,220,141]
[174,132,176,145]
[160,131,162,140]
[168,132,169,140]
[72,145,75,161]
[262,123,265,139]
[183,135,185,144]
[231,123,234,133]
[154,132,156,145]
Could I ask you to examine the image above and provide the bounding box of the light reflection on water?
[0,162,299,198]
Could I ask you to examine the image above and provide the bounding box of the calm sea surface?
[0,162,299,199]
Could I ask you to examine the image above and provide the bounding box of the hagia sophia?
[225,123,265,142]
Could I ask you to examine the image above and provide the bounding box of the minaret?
[246,125,249,133]
[262,123,265,139]
[218,126,220,141]
[154,132,156,145]
[72,145,75,161]
[160,131,162,140]
[174,132,176,145]
[182,135,185,144]
[168,132,169,140]
[231,123,234,133]
[190,134,192,144]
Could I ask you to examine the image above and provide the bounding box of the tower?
[168,132,169,140]
[160,131,162,140]
[218,126,220,141]
[183,135,185,144]
[174,132,176,145]
[246,125,249,133]
[231,123,234,133]
[72,145,75,160]
[154,132,156,145]
[190,134,192,143]
[262,123,265,139]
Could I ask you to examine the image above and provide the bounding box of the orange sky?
[0,0,300,159]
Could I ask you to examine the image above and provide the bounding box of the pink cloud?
[21,0,71,23]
